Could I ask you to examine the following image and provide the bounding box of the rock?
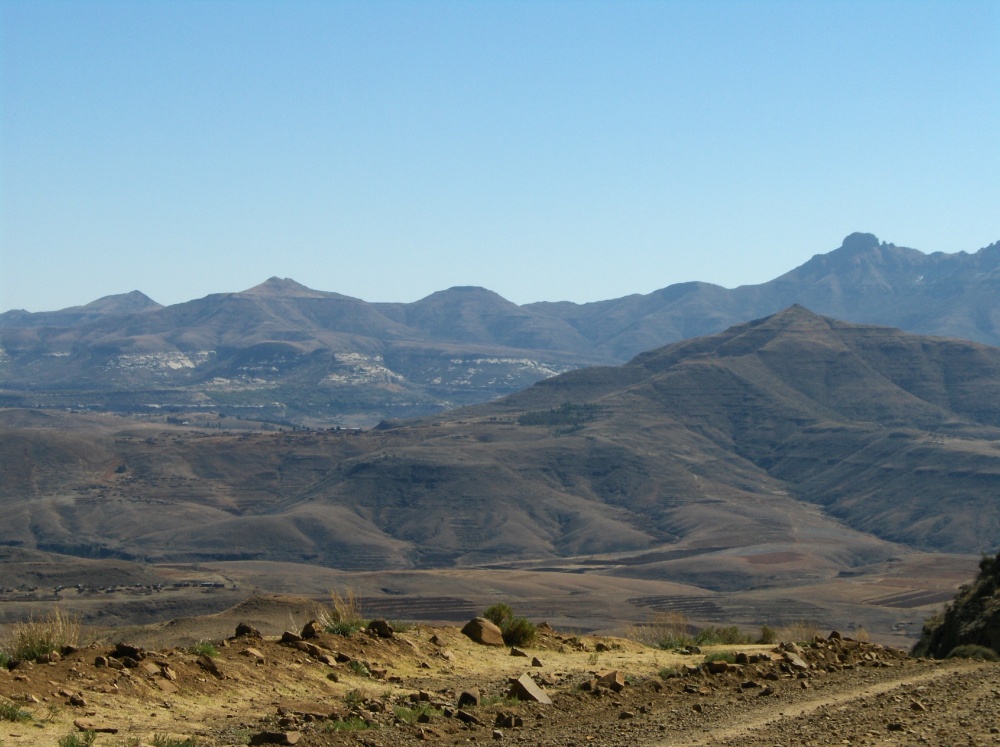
[531,657,543,667]
[439,649,456,662]
[429,634,443,646]
[492,728,504,739]
[250,731,301,745]
[619,710,636,719]
[38,651,60,664]
[508,673,553,705]
[235,622,262,639]
[597,670,626,693]
[112,643,144,661]
[457,687,481,707]
[705,660,731,674]
[281,631,302,644]
[495,713,523,728]
[910,700,928,712]
[784,653,810,671]
[73,719,118,734]
[595,642,610,652]
[367,619,394,639]
[197,654,224,679]
[828,630,842,640]
[162,665,177,681]
[155,679,179,694]
[456,709,483,726]
[300,620,323,639]
[510,647,529,657]
[461,617,505,646]
[94,656,108,668]
[142,662,162,677]
[69,694,86,707]
[243,647,266,662]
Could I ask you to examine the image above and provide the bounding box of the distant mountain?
[2,308,998,582]
[0,234,997,425]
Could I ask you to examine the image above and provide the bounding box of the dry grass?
[780,620,821,644]
[623,611,693,649]
[1,608,80,663]
[319,588,366,635]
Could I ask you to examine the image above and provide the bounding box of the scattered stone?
[531,657,543,667]
[495,713,523,728]
[595,642,610,652]
[281,631,303,644]
[73,719,118,734]
[596,670,626,693]
[250,731,301,745]
[461,617,505,647]
[619,710,636,719]
[508,673,553,705]
[911,700,927,712]
[112,643,145,661]
[367,619,394,638]
[68,694,86,707]
[887,722,905,732]
[300,620,323,639]
[510,647,529,657]
[705,660,731,674]
[155,679,179,694]
[197,654,224,679]
[493,728,504,739]
[235,622,262,639]
[429,634,444,646]
[94,656,109,668]
[456,709,484,726]
[457,687,481,707]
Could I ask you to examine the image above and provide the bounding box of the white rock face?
[322,353,405,386]
[106,351,215,373]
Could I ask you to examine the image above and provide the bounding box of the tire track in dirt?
[662,661,990,746]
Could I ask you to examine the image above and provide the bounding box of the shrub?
[502,617,536,647]
[325,717,374,733]
[321,588,366,636]
[0,699,32,722]
[695,625,753,645]
[757,625,777,644]
[344,688,365,708]
[947,644,999,661]
[189,640,218,658]
[481,603,535,646]
[2,608,80,662]
[58,733,96,747]
[658,666,680,678]
[349,660,371,678]
[483,603,513,628]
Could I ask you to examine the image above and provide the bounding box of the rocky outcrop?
[914,552,1000,658]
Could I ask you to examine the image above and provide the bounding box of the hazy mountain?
[1,234,997,425]
[2,308,998,587]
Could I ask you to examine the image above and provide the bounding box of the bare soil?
[1,599,998,747]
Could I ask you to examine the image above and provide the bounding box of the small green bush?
[657,631,695,650]
[757,625,778,644]
[483,603,513,627]
[325,717,374,733]
[348,660,371,677]
[695,626,752,645]
[0,652,11,669]
[502,616,536,647]
[480,694,519,707]
[58,732,96,747]
[321,588,367,636]
[947,644,999,661]
[344,688,365,708]
[189,640,218,658]
[0,699,32,722]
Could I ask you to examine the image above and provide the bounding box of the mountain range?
[1,232,998,426]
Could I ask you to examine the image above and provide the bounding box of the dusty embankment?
[2,608,998,747]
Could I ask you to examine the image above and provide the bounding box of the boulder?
[507,673,552,705]
[235,622,263,639]
[301,620,323,639]
[367,619,394,639]
[461,617,505,646]
[597,670,626,692]
[457,687,481,708]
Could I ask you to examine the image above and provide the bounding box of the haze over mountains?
[1,232,998,426]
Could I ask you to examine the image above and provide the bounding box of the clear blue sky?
[2,0,997,312]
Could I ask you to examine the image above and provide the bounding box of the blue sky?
[1,0,997,312]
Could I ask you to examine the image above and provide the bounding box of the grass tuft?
[2,608,80,663]
[393,704,442,723]
[0,699,32,722]
[151,736,200,747]
[189,640,218,658]
[58,733,96,747]
[325,716,375,733]
[321,588,367,636]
